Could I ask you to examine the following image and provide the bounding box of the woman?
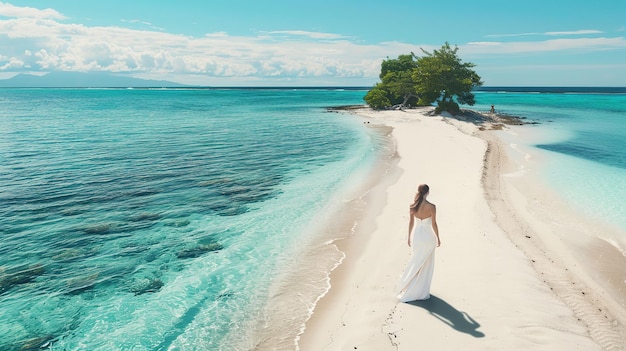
[396,184,441,302]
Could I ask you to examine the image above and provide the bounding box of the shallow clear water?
[0,88,376,350]
[475,89,626,235]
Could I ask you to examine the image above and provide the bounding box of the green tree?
[413,42,482,114]
[364,54,419,109]
[364,43,482,114]
[363,84,391,109]
[379,54,416,79]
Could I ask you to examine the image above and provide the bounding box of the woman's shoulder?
[425,201,436,213]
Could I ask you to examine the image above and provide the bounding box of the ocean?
[474,89,626,235]
[0,88,387,350]
[1,87,624,350]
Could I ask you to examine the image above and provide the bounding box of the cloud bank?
[1,2,625,85]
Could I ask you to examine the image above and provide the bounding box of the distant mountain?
[0,71,188,88]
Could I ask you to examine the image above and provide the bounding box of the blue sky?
[0,0,625,86]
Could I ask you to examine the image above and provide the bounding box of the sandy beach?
[298,107,626,351]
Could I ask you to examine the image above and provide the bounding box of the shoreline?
[298,107,625,350]
[479,129,626,348]
[246,119,399,350]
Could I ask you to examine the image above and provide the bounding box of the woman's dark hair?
[410,184,429,211]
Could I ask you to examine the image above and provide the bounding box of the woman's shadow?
[408,295,485,338]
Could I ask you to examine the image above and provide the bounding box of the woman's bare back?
[413,200,435,220]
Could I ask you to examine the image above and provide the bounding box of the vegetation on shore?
[364,42,482,114]
[326,104,529,129]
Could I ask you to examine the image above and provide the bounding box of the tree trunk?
[401,93,417,107]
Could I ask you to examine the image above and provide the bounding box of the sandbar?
[297,107,626,351]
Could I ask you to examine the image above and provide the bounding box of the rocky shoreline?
[327,105,533,130]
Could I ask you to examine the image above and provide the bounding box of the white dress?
[396,216,437,302]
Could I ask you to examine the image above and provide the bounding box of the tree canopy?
[364,54,419,110]
[364,42,482,114]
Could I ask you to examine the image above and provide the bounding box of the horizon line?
[1,85,626,89]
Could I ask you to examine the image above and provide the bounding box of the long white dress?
[396,216,437,302]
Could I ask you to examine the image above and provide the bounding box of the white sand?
[298,107,625,351]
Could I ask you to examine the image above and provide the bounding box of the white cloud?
[0,6,397,84]
[0,55,22,69]
[486,29,604,38]
[264,30,346,40]
[0,1,65,19]
[544,30,604,36]
[485,32,541,38]
[499,63,626,71]
[464,37,626,55]
[120,19,164,31]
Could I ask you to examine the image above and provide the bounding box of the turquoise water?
[0,88,377,350]
[474,90,626,241]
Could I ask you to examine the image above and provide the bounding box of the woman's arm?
[407,209,415,247]
[431,205,440,247]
